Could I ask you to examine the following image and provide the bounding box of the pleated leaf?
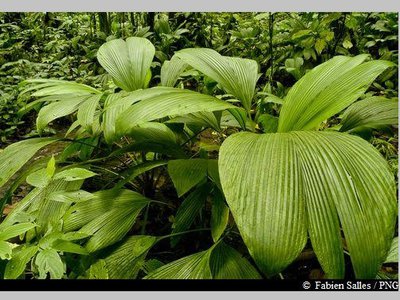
[168,159,208,197]
[77,94,102,133]
[278,55,394,132]
[219,132,307,276]
[102,93,132,144]
[340,97,398,132]
[210,189,229,242]
[384,237,398,264]
[170,184,209,247]
[63,189,147,231]
[144,249,213,279]
[219,131,397,279]
[103,235,157,279]
[21,79,100,97]
[116,87,234,135]
[210,242,261,279]
[145,242,260,279]
[168,159,218,197]
[294,131,397,278]
[97,37,155,91]
[0,138,57,190]
[160,55,188,87]
[167,111,221,131]
[36,95,89,133]
[63,189,150,252]
[175,48,259,111]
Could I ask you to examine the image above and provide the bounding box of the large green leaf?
[0,241,12,260]
[175,48,259,111]
[102,235,157,279]
[145,242,260,279]
[63,189,147,232]
[36,95,89,133]
[340,97,398,133]
[20,79,100,98]
[77,94,103,133]
[219,131,397,278]
[384,237,398,264]
[210,242,261,279]
[0,138,58,190]
[0,223,36,241]
[210,189,229,242]
[115,87,234,135]
[144,249,213,279]
[167,111,221,132]
[102,93,132,144]
[97,37,155,91]
[278,55,394,132]
[219,132,307,277]
[170,184,209,247]
[160,55,188,87]
[168,159,218,197]
[4,245,39,279]
[62,189,150,252]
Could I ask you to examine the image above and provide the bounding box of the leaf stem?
[158,228,211,242]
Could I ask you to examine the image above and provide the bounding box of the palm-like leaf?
[219,131,397,278]
[175,48,259,111]
[278,55,394,132]
[115,87,234,135]
[97,37,155,91]
[145,242,260,279]
[340,96,398,133]
[0,138,58,191]
[101,235,157,279]
[160,55,188,87]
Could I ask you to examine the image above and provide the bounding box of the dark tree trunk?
[147,12,155,31]
[98,12,111,35]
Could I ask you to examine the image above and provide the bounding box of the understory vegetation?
[0,12,398,280]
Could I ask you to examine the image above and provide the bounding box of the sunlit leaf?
[97,37,155,91]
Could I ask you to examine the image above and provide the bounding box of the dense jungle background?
[0,12,398,281]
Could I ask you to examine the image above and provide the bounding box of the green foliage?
[0,13,398,281]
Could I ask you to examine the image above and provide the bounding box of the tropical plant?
[0,35,397,280]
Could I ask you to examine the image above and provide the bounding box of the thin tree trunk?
[269,12,274,87]
[130,12,136,34]
[98,12,110,35]
[147,12,155,31]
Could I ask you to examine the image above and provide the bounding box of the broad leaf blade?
[170,184,209,247]
[278,55,394,132]
[0,223,36,241]
[219,132,307,276]
[4,245,39,279]
[103,235,157,279]
[144,249,213,279]
[384,237,398,264]
[293,131,397,278]
[168,159,208,197]
[161,55,188,87]
[116,87,234,135]
[210,242,261,279]
[219,130,397,279]
[36,95,90,133]
[340,97,398,132]
[97,37,155,91]
[210,189,229,242]
[176,48,259,111]
[0,138,58,190]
